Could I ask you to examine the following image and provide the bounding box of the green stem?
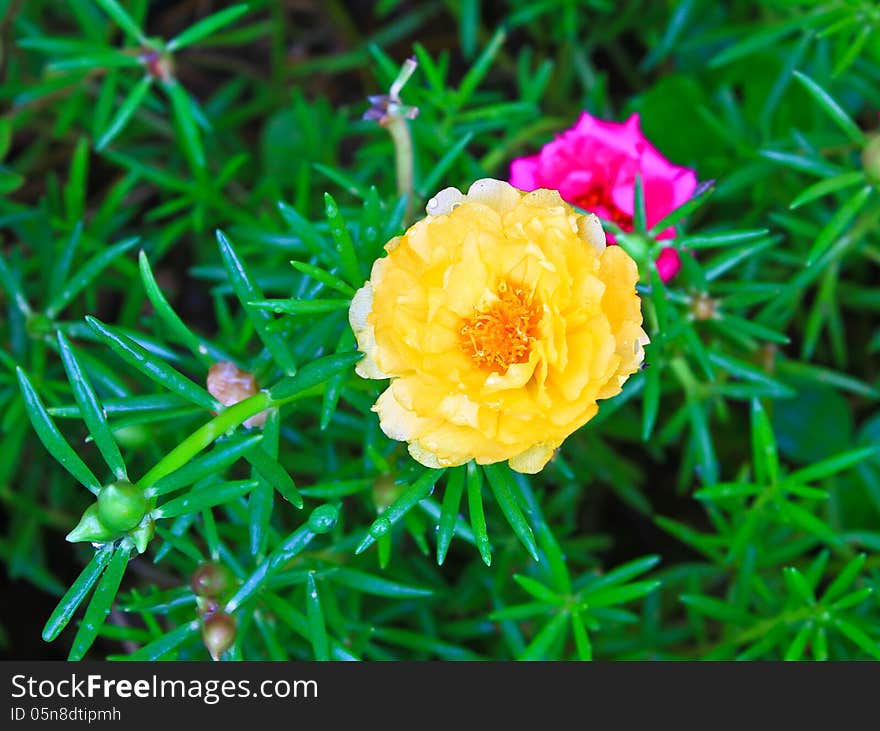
[669,356,698,396]
[386,115,414,224]
[135,372,337,492]
[137,392,272,490]
[378,57,418,224]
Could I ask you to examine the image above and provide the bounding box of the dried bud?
[363,95,419,124]
[758,343,778,374]
[206,361,268,429]
[191,562,235,599]
[96,481,148,533]
[690,293,718,321]
[202,612,237,661]
[363,57,419,125]
[141,49,174,82]
[862,134,880,186]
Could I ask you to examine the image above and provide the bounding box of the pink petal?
[574,112,641,158]
[510,155,541,191]
[670,167,699,209]
[557,170,598,204]
[655,247,681,282]
[506,109,700,273]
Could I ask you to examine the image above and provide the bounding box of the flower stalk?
[365,57,419,224]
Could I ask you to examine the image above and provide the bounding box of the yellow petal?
[508,442,558,474]
[426,187,466,216]
[466,178,522,214]
[350,179,646,474]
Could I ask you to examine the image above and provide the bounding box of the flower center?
[573,186,633,230]
[460,281,542,371]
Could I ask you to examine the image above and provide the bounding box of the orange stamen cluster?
[460,281,542,371]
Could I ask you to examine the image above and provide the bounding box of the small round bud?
[191,563,235,598]
[202,612,237,661]
[862,134,880,186]
[96,481,148,533]
[206,361,268,429]
[307,504,339,534]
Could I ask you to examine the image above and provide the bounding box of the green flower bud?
[862,134,880,186]
[96,481,148,533]
[202,612,237,661]
[66,503,117,544]
[191,563,235,598]
[308,504,339,534]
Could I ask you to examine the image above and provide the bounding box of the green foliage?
[1,0,879,661]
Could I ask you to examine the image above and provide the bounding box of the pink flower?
[510,112,697,282]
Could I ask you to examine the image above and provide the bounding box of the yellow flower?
[349,179,648,474]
